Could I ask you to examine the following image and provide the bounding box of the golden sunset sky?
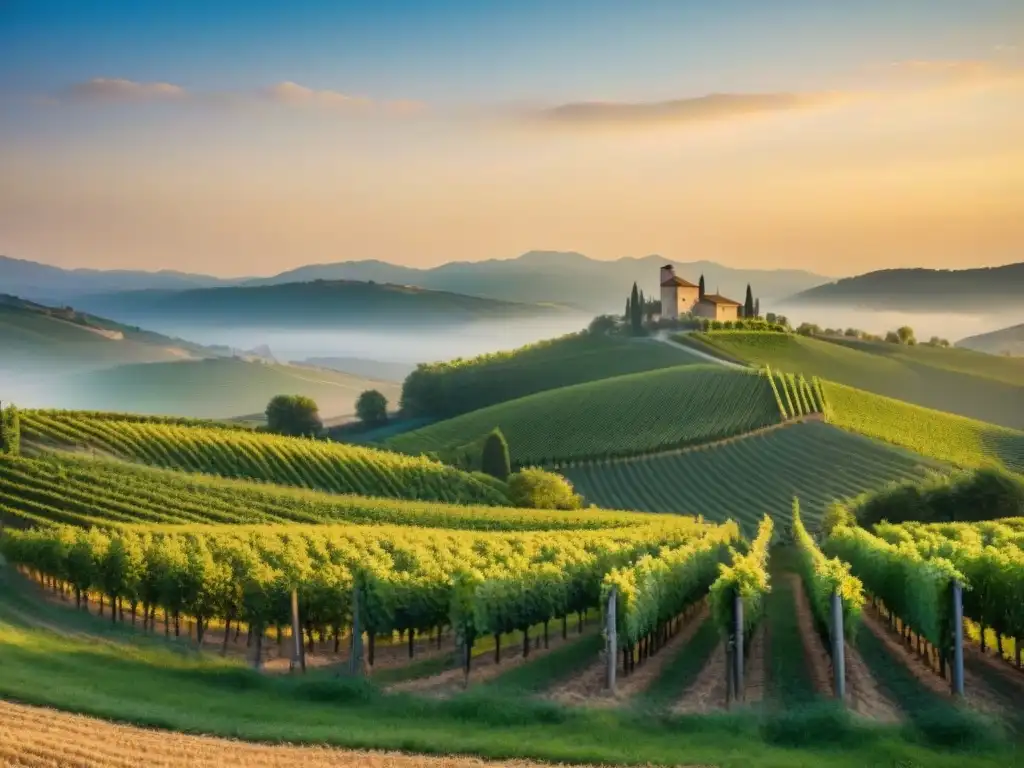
[1,1,1022,277]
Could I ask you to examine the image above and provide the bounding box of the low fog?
[771,304,1023,345]
[137,314,596,366]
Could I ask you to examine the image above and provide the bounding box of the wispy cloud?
[527,92,847,129]
[62,78,188,103]
[40,78,424,116]
[884,58,1024,86]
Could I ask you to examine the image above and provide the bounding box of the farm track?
[788,574,835,699]
[650,332,748,370]
[743,624,766,705]
[547,605,709,708]
[0,699,646,768]
[860,606,1010,722]
[389,624,599,698]
[671,640,728,714]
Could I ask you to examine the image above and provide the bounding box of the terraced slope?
[19,411,506,505]
[562,421,941,534]
[0,453,643,532]
[400,333,697,418]
[694,332,1024,430]
[821,381,1024,475]
[389,365,782,466]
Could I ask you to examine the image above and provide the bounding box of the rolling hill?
[389,365,785,465]
[0,293,212,370]
[399,332,697,418]
[693,331,1024,430]
[18,411,503,505]
[957,323,1024,357]
[44,358,401,420]
[785,263,1024,313]
[74,279,566,329]
[563,421,942,535]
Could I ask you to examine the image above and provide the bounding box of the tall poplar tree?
[744,284,755,319]
[629,282,641,334]
[698,274,706,301]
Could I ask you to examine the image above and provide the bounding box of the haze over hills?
[2,252,828,314]
[244,251,829,313]
[786,263,1024,313]
[71,279,571,330]
[0,255,232,305]
[957,324,1024,357]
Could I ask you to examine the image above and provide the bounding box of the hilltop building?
[659,265,699,319]
[693,293,741,321]
[659,263,742,321]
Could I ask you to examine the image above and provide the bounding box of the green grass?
[389,365,782,466]
[765,548,822,708]
[0,453,660,532]
[563,421,941,535]
[19,411,506,505]
[632,616,720,711]
[400,331,699,419]
[0,568,1012,767]
[821,381,1024,475]
[695,332,1024,430]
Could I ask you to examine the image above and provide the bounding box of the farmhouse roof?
[699,293,741,306]
[660,276,698,288]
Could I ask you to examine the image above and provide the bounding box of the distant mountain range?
[73,280,565,329]
[957,324,1024,356]
[787,263,1024,313]
[240,251,828,313]
[2,252,828,314]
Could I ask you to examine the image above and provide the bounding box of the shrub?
[481,428,511,480]
[507,468,583,510]
[0,404,20,456]
[265,395,322,437]
[355,390,389,426]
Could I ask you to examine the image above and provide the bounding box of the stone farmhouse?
[659,264,741,322]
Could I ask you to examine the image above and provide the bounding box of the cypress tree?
[624,296,631,320]
[481,428,511,481]
[744,284,755,319]
[754,297,760,319]
[698,274,706,301]
[629,282,642,334]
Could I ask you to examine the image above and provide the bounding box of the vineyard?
[389,365,783,466]
[562,421,940,534]
[19,410,507,505]
[694,331,1024,430]
[399,332,697,419]
[1,515,737,666]
[0,453,645,532]
[820,381,1024,475]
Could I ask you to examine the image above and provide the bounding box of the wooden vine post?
[732,592,745,704]
[830,589,846,700]
[605,587,617,694]
[289,588,305,673]
[951,580,965,697]
[349,584,364,677]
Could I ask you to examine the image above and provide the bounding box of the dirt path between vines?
[860,607,1008,721]
[547,605,709,708]
[0,699,712,768]
[787,574,834,699]
[390,625,598,698]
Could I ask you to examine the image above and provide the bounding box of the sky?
[1,0,1022,278]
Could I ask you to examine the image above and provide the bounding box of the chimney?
[660,264,674,284]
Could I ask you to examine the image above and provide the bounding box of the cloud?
[529,92,845,129]
[261,81,372,109]
[885,58,1024,86]
[63,78,187,103]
